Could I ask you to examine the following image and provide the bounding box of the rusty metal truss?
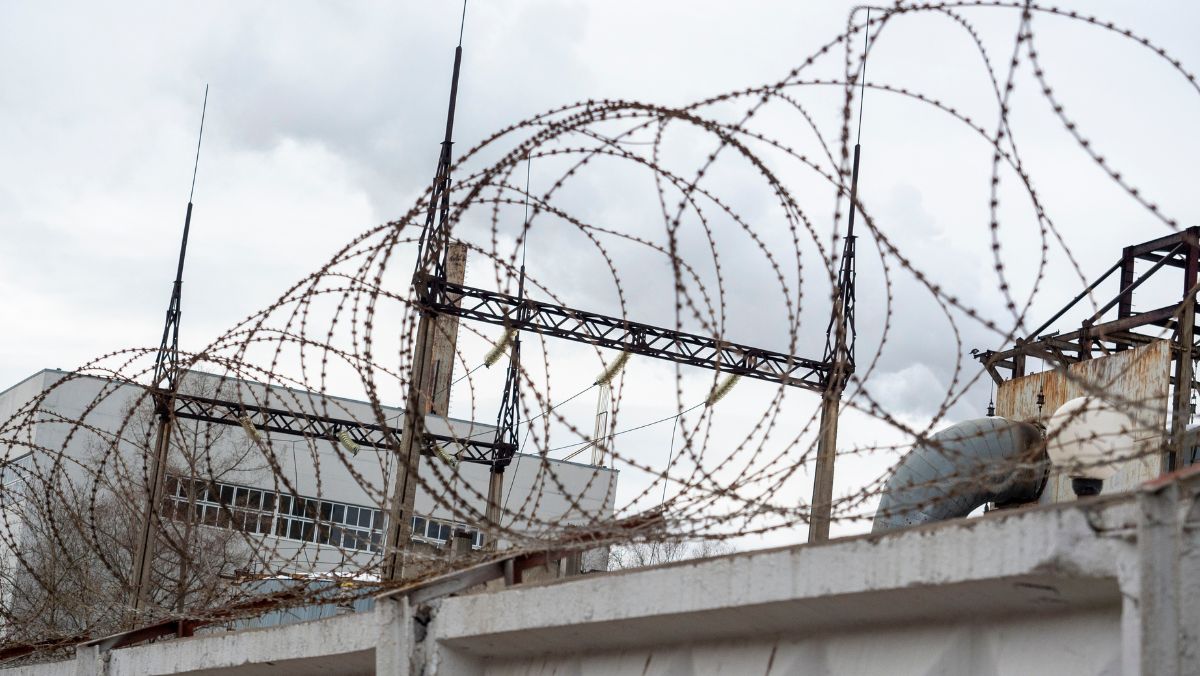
[974,227,1200,383]
[974,226,1200,471]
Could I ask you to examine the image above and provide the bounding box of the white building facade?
[0,369,617,582]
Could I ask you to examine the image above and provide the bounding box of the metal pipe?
[872,417,1046,533]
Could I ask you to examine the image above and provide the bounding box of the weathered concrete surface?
[110,611,374,676]
[8,468,1199,676]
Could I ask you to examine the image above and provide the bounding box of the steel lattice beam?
[421,278,830,393]
[170,392,512,466]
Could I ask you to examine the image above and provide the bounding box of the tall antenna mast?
[151,85,208,392]
[132,85,209,614]
[384,0,474,581]
[811,9,872,543]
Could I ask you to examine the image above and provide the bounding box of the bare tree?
[608,539,734,570]
[0,374,265,644]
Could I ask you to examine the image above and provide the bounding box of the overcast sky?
[3,1,1199,541]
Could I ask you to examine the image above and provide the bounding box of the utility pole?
[809,145,859,543]
[130,86,208,614]
[382,12,467,581]
[429,242,468,417]
[810,12,872,543]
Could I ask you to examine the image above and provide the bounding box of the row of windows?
[164,476,483,552]
[411,515,486,549]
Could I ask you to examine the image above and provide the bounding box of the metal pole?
[1168,238,1197,473]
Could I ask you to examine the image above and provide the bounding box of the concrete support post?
[73,644,105,676]
[484,470,504,549]
[809,393,839,543]
[383,313,437,581]
[429,242,467,417]
[1135,482,1182,676]
[130,413,173,614]
[375,597,412,676]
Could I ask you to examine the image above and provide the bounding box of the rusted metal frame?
[1135,251,1187,269]
[1113,246,1132,353]
[1050,306,1179,344]
[1106,330,1157,346]
[1124,226,1200,259]
[984,362,1005,385]
[1025,259,1123,341]
[982,304,1182,368]
[1079,319,1093,360]
[84,619,196,654]
[1168,243,1199,472]
[1023,342,1076,369]
[424,279,829,392]
[0,625,192,666]
[1041,336,1085,359]
[1087,242,1184,324]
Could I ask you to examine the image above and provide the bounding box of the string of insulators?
[238,416,261,442]
[434,444,459,467]
[705,374,741,406]
[336,430,359,456]
[484,328,517,368]
[595,351,631,385]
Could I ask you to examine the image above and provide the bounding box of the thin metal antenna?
[151,85,210,391]
[855,9,871,146]
[189,85,209,202]
[458,0,468,48]
[520,154,531,279]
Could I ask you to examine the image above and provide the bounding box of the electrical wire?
[559,402,704,461]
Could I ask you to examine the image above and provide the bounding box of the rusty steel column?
[1168,237,1198,473]
[1012,338,1027,378]
[1118,247,1136,318]
[429,242,467,417]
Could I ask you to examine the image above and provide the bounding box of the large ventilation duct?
[872,417,1047,533]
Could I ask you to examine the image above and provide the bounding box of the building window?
[164,475,483,553]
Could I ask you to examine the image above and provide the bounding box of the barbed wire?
[0,1,1193,662]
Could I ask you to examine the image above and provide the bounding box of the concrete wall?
[9,466,1199,676]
